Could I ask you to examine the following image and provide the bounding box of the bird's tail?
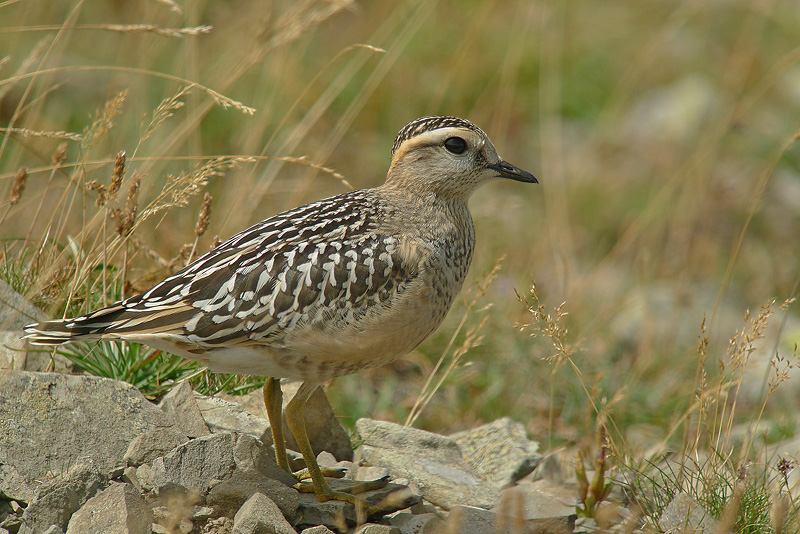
[23,304,127,346]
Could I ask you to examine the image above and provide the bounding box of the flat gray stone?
[443,504,539,534]
[294,481,417,530]
[124,427,188,467]
[355,524,401,534]
[232,492,296,534]
[65,482,151,534]
[158,381,210,438]
[206,476,299,521]
[443,505,495,534]
[0,371,178,499]
[386,512,444,534]
[659,492,715,533]
[300,526,336,534]
[491,481,577,533]
[355,419,498,510]
[450,417,542,489]
[354,466,390,482]
[194,393,272,445]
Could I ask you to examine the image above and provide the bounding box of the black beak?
[488,160,538,183]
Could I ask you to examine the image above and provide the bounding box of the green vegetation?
[2,1,799,531]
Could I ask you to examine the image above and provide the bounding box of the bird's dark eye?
[444,137,467,155]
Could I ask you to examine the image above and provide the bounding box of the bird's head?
[384,116,537,200]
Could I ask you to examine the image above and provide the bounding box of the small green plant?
[575,444,614,518]
[52,340,265,399]
[55,341,195,398]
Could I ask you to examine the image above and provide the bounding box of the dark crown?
[391,116,485,157]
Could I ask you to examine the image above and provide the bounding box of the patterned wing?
[24,190,420,349]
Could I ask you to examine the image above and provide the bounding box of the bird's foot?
[293,475,390,498]
[293,466,347,481]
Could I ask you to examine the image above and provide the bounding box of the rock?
[65,482,151,534]
[354,524,401,534]
[206,477,298,521]
[194,393,272,446]
[0,498,23,532]
[18,460,107,534]
[294,481,418,530]
[0,462,36,504]
[573,516,599,534]
[134,463,155,492]
[231,492,296,534]
[355,418,498,510]
[149,432,297,516]
[233,433,296,485]
[122,466,143,493]
[280,381,353,462]
[149,433,237,495]
[450,417,542,489]
[18,484,78,534]
[0,280,71,373]
[217,389,269,418]
[443,504,562,534]
[659,492,715,533]
[0,371,178,498]
[59,460,107,504]
[299,527,336,534]
[124,428,189,467]
[386,512,443,534]
[353,466,390,483]
[443,505,496,534]
[492,481,577,533]
[191,506,215,521]
[158,381,210,438]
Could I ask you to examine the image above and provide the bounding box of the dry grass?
[3,1,800,531]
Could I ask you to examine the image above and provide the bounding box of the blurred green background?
[2,0,799,456]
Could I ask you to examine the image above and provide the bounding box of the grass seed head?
[10,167,27,205]
[109,150,126,199]
[195,192,213,236]
[116,173,140,236]
[86,180,107,206]
[52,142,68,168]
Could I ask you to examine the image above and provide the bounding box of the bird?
[24,115,537,506]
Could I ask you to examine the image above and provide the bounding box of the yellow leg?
[285,382,389,505]
[263,379,352,482]
[263,378,291,473]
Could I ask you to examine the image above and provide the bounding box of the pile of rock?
[0,370,576,534]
